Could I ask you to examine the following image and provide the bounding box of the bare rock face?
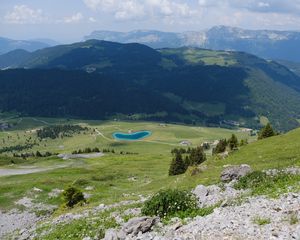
[220,164,252,182]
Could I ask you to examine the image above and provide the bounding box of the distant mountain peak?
[85,26,300,62]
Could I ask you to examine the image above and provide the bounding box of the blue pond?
[113,131,151,141]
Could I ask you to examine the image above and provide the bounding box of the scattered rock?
[122,216,160,235]
[192,184,247,208]
[133,192,300,240]
[128,176,138,181]
[171,222,183,231]
[123,208,141,217]
[218,151,229,159]
[0,209,39,239]
[85,186,94,191]
[32,187,43,192]
[220,164,252,182]
[83,193,92,199]
[264,167,300,176]
[48,188,63,198]
[104,228,126,240]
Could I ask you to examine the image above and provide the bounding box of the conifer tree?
[213,139,227,154]
[169,152,186,176]
[189,146,206,165]
[258,123,275,139]
[36,151,42,157]
[228,134,238,150]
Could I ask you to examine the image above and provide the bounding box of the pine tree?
[36,151,42,157]
[189,146,206,165]
[213,139,227,154]
[258,123,275,139]
[228,134,238,150]
[169,152,187,176]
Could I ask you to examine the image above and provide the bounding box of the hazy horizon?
[1,0,300,43]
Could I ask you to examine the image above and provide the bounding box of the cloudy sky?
[1,0,300,42]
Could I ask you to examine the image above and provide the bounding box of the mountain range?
[85,26,300,62]
[0,37,58,55]
[0,40,300,131]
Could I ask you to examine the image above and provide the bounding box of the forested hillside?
[1,40,300,130]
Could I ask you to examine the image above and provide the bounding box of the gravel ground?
[133,192,300,240]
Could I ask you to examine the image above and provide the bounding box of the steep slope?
[1,40,300,130]
[85,26,300,62]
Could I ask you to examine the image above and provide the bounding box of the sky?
[1,0,300,43]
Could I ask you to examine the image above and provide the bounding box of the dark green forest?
[1,40,300,130]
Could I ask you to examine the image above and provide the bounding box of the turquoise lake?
[112,131,151,141]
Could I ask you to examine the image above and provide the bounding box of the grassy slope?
[0,118,299,211]
[0,118,251,210]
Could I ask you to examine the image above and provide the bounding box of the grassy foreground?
[0,117,299,211]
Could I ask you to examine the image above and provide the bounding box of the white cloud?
[4,5,45,24]
[114,1,145,20]
[89,17,97,22]
[83,0,195,21]
[258,2,270,8]
[64,12,84,23]
[83,0,116,11]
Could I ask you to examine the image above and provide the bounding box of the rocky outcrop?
[123,216,159,235]
[192,184,248,208]
[220,164,252,182]
[104,216,159,240]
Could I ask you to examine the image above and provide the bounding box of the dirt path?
[95,129,113,141]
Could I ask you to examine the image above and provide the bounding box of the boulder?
[103,229,126,240]
[193,185,223,208]
[122,216,159,235]
[220,164,252,182]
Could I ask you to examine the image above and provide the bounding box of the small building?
[180,140,192,146]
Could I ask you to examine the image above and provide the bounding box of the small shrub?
[141,189,197,218]
[62,186,85,208]
[234,171,300,197]
[253,217,271,225]
[290,214,299,225]
[239,139,248,146]
[234,171,268,190]
[165,205,216,222]
[73,178,89,186]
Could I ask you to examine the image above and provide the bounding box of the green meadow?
[0,117,299,212]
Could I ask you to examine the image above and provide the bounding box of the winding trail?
[94,129,113,141]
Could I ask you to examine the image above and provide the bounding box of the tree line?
[169,146,206,176]
[37,125,88,139]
